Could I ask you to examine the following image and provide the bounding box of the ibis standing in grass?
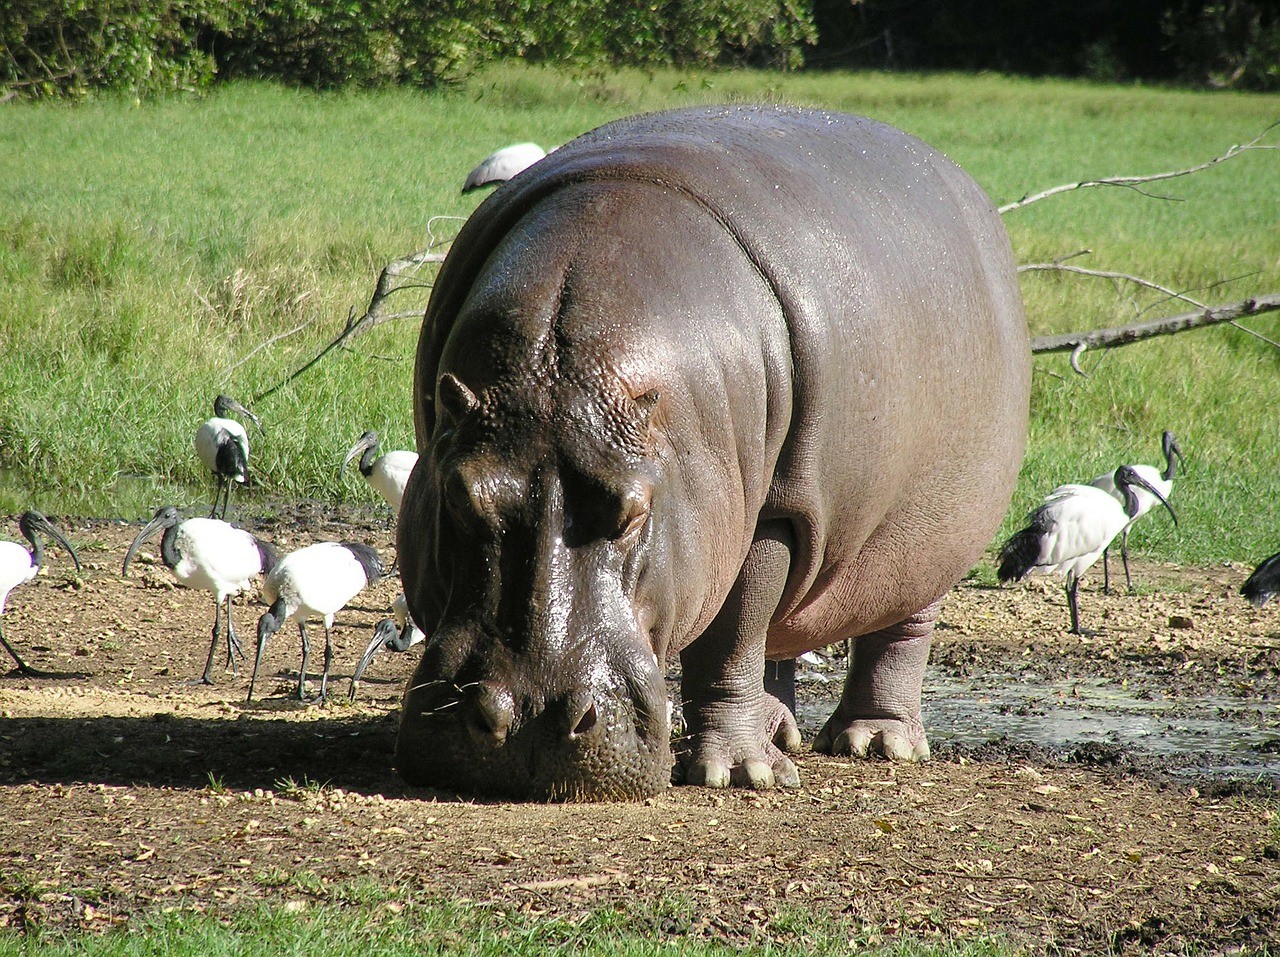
[461,142,548,193]
[122,506,278,685]
[248,540,383,703]
[1241,549,1280,609]
[195,394,263,520]
[1089,430,1184,593]
[997,465,1179,635]
[0,511,81,676]
[340,430,418,515]
[348,592,424,701]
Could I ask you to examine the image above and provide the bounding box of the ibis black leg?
[763,658,797,717]
[1101,548,1112,595]
[319,624,334,702]
[297,622,311,700]
[0,623,46,677]
[1120,529,1134,592]
[224,597,245,675]
[199,600,221,684]
[1067,575,1099,636]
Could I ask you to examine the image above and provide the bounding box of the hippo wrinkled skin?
[395,105,1030,800]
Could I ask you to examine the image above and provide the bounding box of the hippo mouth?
[395,678,672,802]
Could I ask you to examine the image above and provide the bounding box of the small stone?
[1168,615,1194,630]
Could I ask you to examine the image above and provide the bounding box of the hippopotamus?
[395,104,1030,801]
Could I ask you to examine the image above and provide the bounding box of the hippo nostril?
[569,700,598,738]
[467,684,514,746]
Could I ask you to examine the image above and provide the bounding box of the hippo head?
[395,355,674,801]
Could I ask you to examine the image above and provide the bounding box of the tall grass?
[0,66,1277,563]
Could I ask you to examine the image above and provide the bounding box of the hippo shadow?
[0,711,472,801]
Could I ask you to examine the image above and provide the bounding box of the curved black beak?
[228,397,263,436]
[348,617,397,700]
[1127,471,1179,527]
[29,513,81,573]
[340,431,378,478]
[122,507,174,576]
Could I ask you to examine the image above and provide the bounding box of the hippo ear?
[438,373,480,422]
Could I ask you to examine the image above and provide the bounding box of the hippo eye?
[612,487,651,544]
[443,471,494,536]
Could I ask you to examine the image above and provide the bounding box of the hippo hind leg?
[813,599,938,762]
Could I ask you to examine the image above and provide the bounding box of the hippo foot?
[676,737,800,790]
[813,715,930,762]
[675,692,802,790]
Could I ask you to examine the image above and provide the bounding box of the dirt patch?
[2,516,1278,953]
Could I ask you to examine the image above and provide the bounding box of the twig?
[1018,262,1208,310]
[221,316,316,384]
[251,247,447,404]
[999,120,1279,214]
[1030,292,1280,375]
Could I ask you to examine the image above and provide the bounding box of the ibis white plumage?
[461,142,548,193]
[340,430,418,514]
[122,506,278,685]
[1088,430,1183,592]
[248,540,383,702]
[348,592,425,701]
[1241,548,1280,609]
[0,511,81,676]
[997,465,1178,634]
[194,394,263,520]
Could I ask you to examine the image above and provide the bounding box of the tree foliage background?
[1,0,1277,98]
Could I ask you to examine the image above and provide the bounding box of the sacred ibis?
[348,592,424,701]
[194,394,263,520]
[0,511,81,676]
[1241,549,1280,608]
[122,506,278,685]
[248,541,383,702]
[1089,430,1183,593]
[340,430,418,514]
[997,465,1178,635]
[461,142,548,193]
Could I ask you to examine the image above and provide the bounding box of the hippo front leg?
[677,522,801,789]
[813,600,937,762]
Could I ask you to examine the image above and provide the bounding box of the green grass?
[1,64,1278,564]
[0,898,1019,956]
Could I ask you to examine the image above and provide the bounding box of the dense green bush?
[0,0,817,98]
[0,0,234,97]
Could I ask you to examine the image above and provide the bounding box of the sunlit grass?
[0,898,1022,956]
[0,65,1277,565]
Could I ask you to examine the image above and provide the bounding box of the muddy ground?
[1,512,1277,954]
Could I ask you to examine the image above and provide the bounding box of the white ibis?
[348,592,424,701]
[0,511,81,676]
[340,431,418,514]
[194,394,263,520]
[997,465,1178,635]
[122,506,278,685]
[461,142,548,193]
[1242,549,1280,608]
[248,541,383,702]
[1089,430,1183,592]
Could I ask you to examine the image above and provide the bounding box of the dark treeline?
[2,0,1276,99]
[813,0,1279,90]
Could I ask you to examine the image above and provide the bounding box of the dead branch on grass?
[998,120,1279,214]
[251,217,462,403]
[1030,293,1280,375]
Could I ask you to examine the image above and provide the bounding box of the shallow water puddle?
[796,665,1280,783]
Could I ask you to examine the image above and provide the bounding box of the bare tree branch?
[1030,293,1280,375]
[250,241,454,404]
[1018,262,1209,310]
[999,120,1279,214]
